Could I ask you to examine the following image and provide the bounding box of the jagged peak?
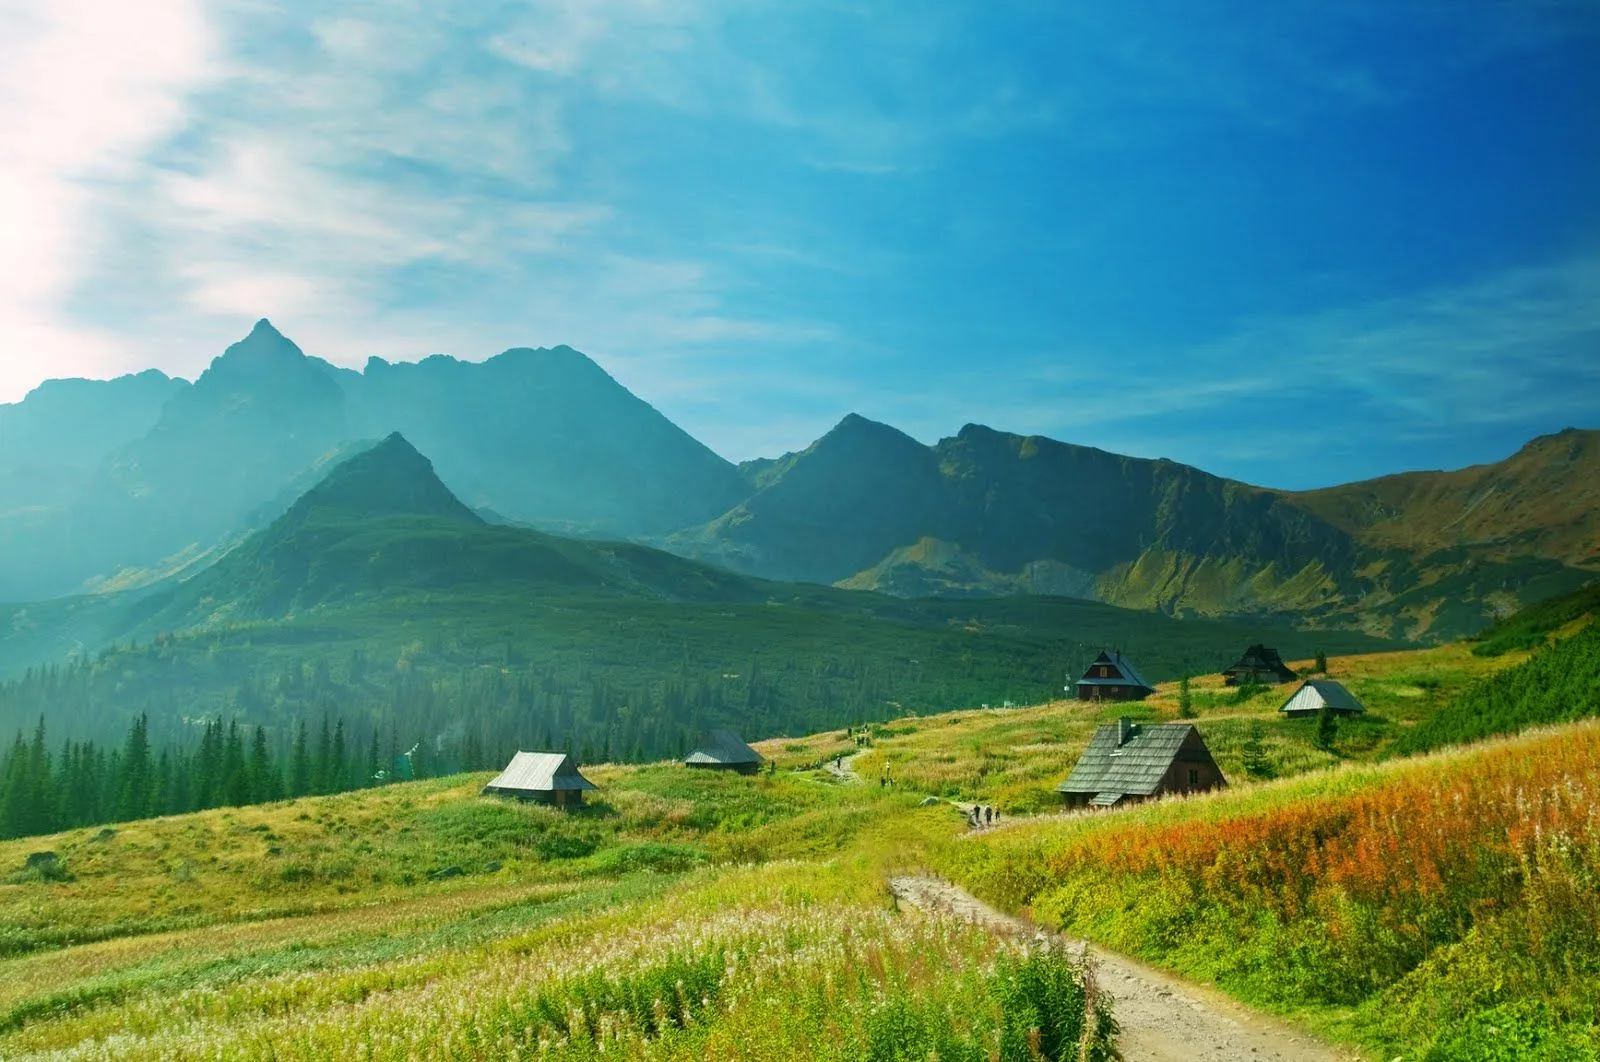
[276,432,482,527]
[823,412,919,442]
[204,318,310,378]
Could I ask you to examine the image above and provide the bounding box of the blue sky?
[2,1,1597,488]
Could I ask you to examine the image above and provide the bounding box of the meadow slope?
[0,637,1586,1060]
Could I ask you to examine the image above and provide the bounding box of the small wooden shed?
[482,752,597,808]
[1222,644,1297,686]
[1073,650,1155,702]
[1278,679,1366,718]
[1057,718,1226,809]
[684,730,764,774]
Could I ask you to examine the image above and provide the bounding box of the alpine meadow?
[3,3,1599,1060]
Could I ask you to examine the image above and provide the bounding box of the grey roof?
[1057,721,1199,796]
[1225,644,1295,677]
[483,752,597,794]
[1075,650,1155,691]
[1279,679,1366,715]
[684,729,763,766]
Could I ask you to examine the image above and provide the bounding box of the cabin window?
[1188,768,1199,785]
[1099,666,1109,677]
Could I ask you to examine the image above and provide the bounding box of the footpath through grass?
[0,636,1580,1060]
[0,752,1115,1060]
[935,723,1600,1060]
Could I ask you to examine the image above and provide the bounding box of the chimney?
[1117,717,1137,746]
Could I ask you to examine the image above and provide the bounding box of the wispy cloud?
[884,255,1600,484]
[0,0,214,396]
[2,0,1596,497]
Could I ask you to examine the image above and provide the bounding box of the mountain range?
[0,428,1400,762]
[2,320,1595,640]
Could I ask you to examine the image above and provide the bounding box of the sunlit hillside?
[1,625,1593,1060]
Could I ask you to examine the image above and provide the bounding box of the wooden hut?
[1057,718,1226,809]
[684,729,764,774]
[1222,644,1297,686]
[1073,650,1155,702]
[482,752,597,808]
[1278,679,1366,718]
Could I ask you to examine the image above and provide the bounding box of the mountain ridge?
[1,321,1594,639]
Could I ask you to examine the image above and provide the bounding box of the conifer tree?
[1315,704,1339,752]
[249,726,281,802]
[1242,722,1272,778]
[314,716,333,795]
[331,719,348,792]
[1177,675,1195,718]
[223,721,250,806]
[0,731,26,839]
[117,714,153,821]
[290,720,311,798]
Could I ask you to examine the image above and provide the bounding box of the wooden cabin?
[1057,718,1226,809]
[482,752,597,808]
[1222,644,1297,686]
[1278,679,1366,718]
[684,729,764,774]
[1073,650,1155,702]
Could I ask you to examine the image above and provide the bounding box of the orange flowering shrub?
[945,723,1600,1054]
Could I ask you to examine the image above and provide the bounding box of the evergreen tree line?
[0,644,950,785]
[1397,617,1600,754]
[0,713,404,841]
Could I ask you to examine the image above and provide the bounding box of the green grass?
[1468,579,1600,657]
[932,723,1600,1060]
[0,637,1576,1060]
[0,756,1120,1061]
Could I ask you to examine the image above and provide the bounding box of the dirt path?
[823,751,862,783]
[889,876,1361,1062]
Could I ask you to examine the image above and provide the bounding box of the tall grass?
[938,723,1600,1059]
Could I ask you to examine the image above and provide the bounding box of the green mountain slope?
[671,419,1598,639]
[0,323,749,602]
[345,348,748,537]
[0,436,1395,758]
[1290,427,1600,566]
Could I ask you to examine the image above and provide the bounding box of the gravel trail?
[889,875,1363,1062]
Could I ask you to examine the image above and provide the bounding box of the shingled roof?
[684,729,763,767]
[1057,720,1197,798]
[1223,644,1297,683]
[1075,650,1155,691]
[1279,679,1366,716]
[483,752,597,796]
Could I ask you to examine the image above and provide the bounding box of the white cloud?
[0,0,213,400]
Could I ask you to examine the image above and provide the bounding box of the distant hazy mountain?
[1,319,1592,640]
[340,347,748,537]
[668,417,1599,639]
[0,370,188,535]
[135,432,770,632]
[0,369,187,473]
[0,322,747,601]
[0,434,1394,752]
[1290,428,1600,569]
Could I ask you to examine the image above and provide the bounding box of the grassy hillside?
[0,435,1400,763]
[0,636,1580,1059]
[937,723,1600,1059]
[0,758,1113,1060]
[1292,427,1600,569]
[673,421,1600,641]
